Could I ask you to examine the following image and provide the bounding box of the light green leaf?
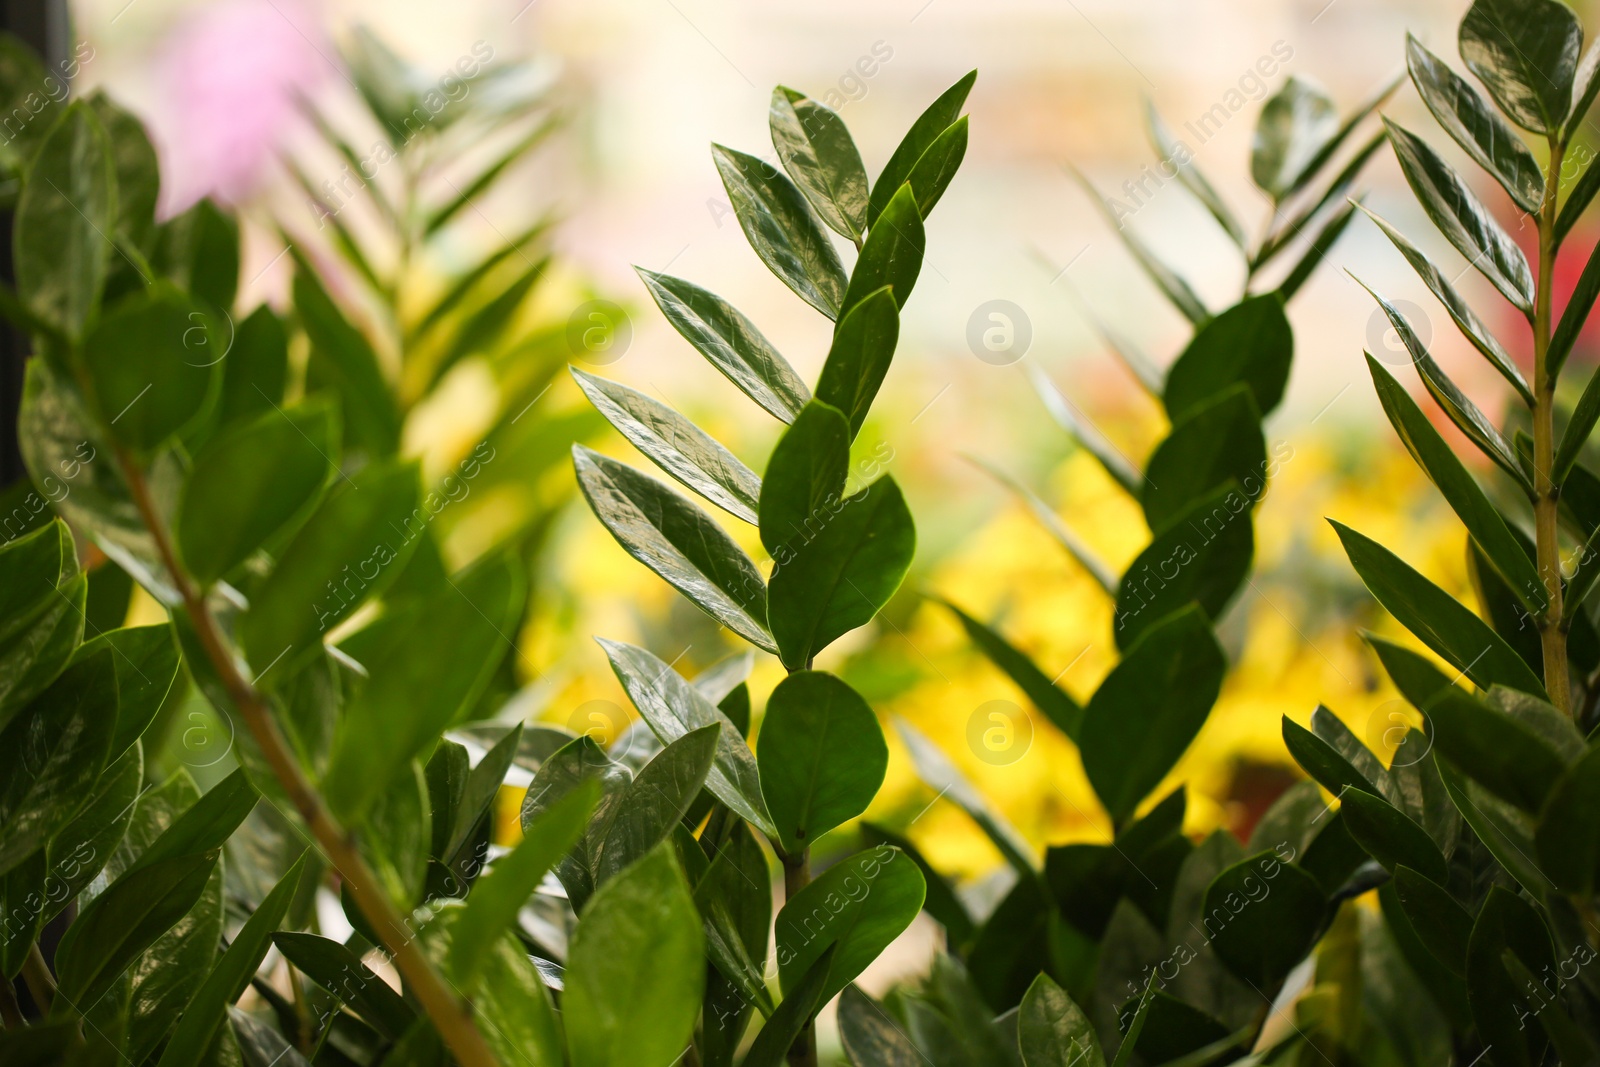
[713,144,847,319]
[893,717,1037,878]
[294,257,400,455]
[1069,164,1207,325]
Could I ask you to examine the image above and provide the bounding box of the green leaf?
[1393,864,1473,976]
[903,115,968,220]
[1383,118,1533,312]
[0,35,59,174]
[1276,199,1361,302]
[324,554,525,818]
[1338,787,1449,883]
[273,932,414,1040]
[694,825,774,1020]
[1357,204,1531,405]
[1534,744,1600,892]
[757,670,887,853]
[82,623,179,761]
[423,118,557,236]
[770,87,868,240]
[154,198,238,313]
[838,984,926,1067]
[635,269,810,422]
[293,258,400,455]
[894,717,1038,878]
[1415,343,1531,494]
[1112,482,1254,651]
[713,144,846,319]
[572,367,761,524]
[238,459,420,671]
[1251,77,1339,199]
[1438,757,1555,895]
[134,769,258,873]
[767,473,915,669]
[574,445,773,652]
[1142,385,1266,536]
[41,740,142,925]
[1549,227,1600,378]
[1360,349,1544,613]
[1465,885,1555,1067]
[156,854,308,1067]
[814,287,899,438]
[774,845,924,1006]
[1144,100,1245,247]
[1282,714,1382,799]
[968,454,1117,594]
[448,783,596,984]
[739,945,836,1067]
[861,821,976,949]
[1069,164,1207,325]
[1460,0,1580,134]
[937,599,1083,741]
[443,724,524,862]
[1082,606,1226,826]
[1557,362,1600,485]
[564,842,704,1067]
[215,305,289,427]
[842,183,925,315]
[15,100,114,340]
[868,69,975,228]
[177,400,334,584]
[597,638,774,837]
[0,649,116,877]
[1205,851,1326,989]
[422,905,565,1067]
[1023,368,1142,501]
[759,400,850,557]
[84,286,218,451]
[1407,35,1543,213]
[1558,147,1600,245]
[1163,293,1293,424]
[593,725,717,884]
[1330,520,1547,697]
[1019,973,1104,1067]
[89,92,160,252]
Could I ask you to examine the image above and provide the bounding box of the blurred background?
[63,0,1600,998]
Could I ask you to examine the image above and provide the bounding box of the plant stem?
[113,449,499,1067]
[1535,138,1571,716]
[20,943,53,1016]
[0,978,21,1028]
[781,846,816,1067]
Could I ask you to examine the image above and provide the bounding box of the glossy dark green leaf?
[1331,520,1546,696]
[593,726,716,885]
[1460,0,1580,133]
[324,554,525,818]
[1393,864,1473,976]
[449,783,596,984]
[903,115,968,220]
[572,367,760,524]
[1384,118,1533,312]
[1437,757,1554,895]
[1069,164,1207,325]
[713,144,846,319]
[1163,293,1292,424]
[843,183,924,316]
[1251,77,1338,199]
[838,984,925,1067]
[294,258,400,454]
[0,649,116,877]
[1557,150,1600,245]
[1358,204,1530,404]
[156,853,308,1067]
[868,69,975,228]
[84,285,218,451]
[443,724,524,862]
[767,473,915,669]
[79,623,177,761]
[1361,348,1543,612]
[1282,715,1382,799]
[758,670,886,853]
[1415,345,1530,493]
[520,735,629,911]
[1407,35,1543,213]
[1465,885,1555,1067]
[1144,101,1245,246]
[237,459,420,672]
[860,821,976,949]
[635,269,810,422]
[774,846,924,1005]
[1082,606,1226,826]
[597,638,774,837]
[815,287,899,438]
[41,740,141,924]
[694,825,774,1021]
[1339,787,1448,883]
[937,599,1082,741]
[1112,482,1253,651]
[1205,850,1326,989]
[273,932,414,1040]
[574,445,774,652]
[177,400,334,584]
[1550,231,1600,379]
[740,945,836,1067]
[0,519,71,645]
[1019,972,1104,1067]
[15,100,113,340]
[770,87,868,240]
[1534,744,1600,892]
[134,769,257,874]
[759,400,849,558]
[1557,362,1600,485]
[564,841,704,1067]
[1142,384,1266,536]
[359,760,429,907]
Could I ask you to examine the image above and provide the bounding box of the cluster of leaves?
[567,73,975,1065]
[842,77,1395,1065]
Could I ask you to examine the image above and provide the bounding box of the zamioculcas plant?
[849,75,1395,1065]
[568,74,973,1065]
[1275,1,1600,1064]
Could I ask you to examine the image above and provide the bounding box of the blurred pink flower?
[150,0,328,216]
